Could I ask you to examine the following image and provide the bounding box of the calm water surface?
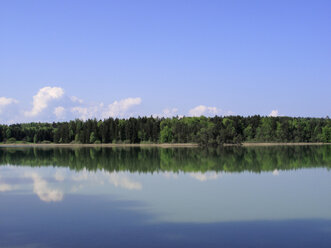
[0,146,331,247]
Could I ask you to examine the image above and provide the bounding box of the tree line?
[0,116,330,145]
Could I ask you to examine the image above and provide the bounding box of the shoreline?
[0,142,329,148]
[242,142,329,147]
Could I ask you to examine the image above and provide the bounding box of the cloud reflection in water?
[0,183,13,192]
[71,169,142,191]
[25,172,63,202]
[189,172,221,182]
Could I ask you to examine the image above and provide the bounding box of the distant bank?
[1,116,330,146]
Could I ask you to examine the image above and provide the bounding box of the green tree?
[160,126,172,143]
[89,132,96,144]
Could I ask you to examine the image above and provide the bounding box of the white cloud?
[0,97,18,114]
[71,105,102,121]
[189,172,221,182]
[269,110,279,117]
[25,173,63,202]
[102,97,141,118]
[0,183,13,192]
[188,105,234,117]
[54,106,65,119]
[71,106,90,120]
[1,89,142,122]
[153,108,178,118]
[189,105,220,117]
[71,98,141,120]
[70,96,83,104]
[25,87,64,117]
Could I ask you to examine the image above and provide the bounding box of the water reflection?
[71,169,142,190]
[25,172,63,202]
[0,146,331,247]
[272,169,280,176]
[54,170,65,181]
[0,183,13,192]
[0,145,330,173]
[189,172,221,181]
[1,193,331,247]
[0,174,14,192]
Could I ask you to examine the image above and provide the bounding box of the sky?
[0,0,330,123]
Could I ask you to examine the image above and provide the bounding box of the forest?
[0,116,330,145]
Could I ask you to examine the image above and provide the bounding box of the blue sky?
[0,0,330,123]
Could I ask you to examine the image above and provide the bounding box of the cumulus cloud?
[25,173,63,202]
[71,105,102,121]
[188,105,220,117]
[189,172,221,182]
[25,87,64,117]
[70,97,141,120]
[54,106,65,119]
[269,110,279,117]
[0,86,145,122]
[71,106,90,120]
[188,105,234,117]
[153,108,179,118]
[0,97,18,114]
[102,97,141,118]
[70,96,83,104]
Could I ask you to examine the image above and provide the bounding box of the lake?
[0,145,331,247]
